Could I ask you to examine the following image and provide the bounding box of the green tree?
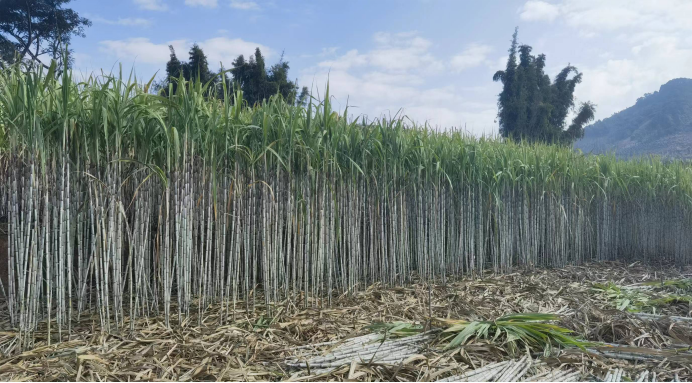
[267,53,298,104]
[231,48,298,106]
[159,44,217,96]
[229,54,248,85]
[248,47,267,105]
[185,43,214,84]
[0,0,90,70]
[161,45,299,105]
[296,86,309,108]
[163,45,183,94]
[216,64,234,100]
[493,28,595,144]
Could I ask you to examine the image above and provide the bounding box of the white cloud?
[92,16,153,27]
[577,36,692,119]
[301,32,499,135]
[98,37,270,68]
[99,38,186,65]
[362,71,424,86]
[521,0,692,34]
[519,0,692,122]
[372,31,419,46]
[186,0,218,7]
[230,0,260,10]
[318,50,367,71]
[71,53,92,69]
[201,37,272,66]
[318,32,443,73]
[370,45,437,72]
[301,47,340,59]
[450,44,493,72]
[134,0,168,11]
[321,47,339,56]
[369,33,441,72]
[491,56,508,72]
[519,1,560,22]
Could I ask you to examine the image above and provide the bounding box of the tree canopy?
[162,44,303,106]
[230,48,299,106]
[493,28,595,145]
[296,85,309,108]
[0,0,90,70]
[186,44,214,84]
[162,44,215,95]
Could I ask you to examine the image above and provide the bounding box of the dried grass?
[1,262,691,381]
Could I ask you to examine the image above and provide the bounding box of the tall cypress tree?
[230,48,298,106]
[230,54,247,85]
[159,44,217,96]
[249,48,267,105]
[160,45,300,105]
[296,86,309,107]
[186,43,214,84]
[494,28,520,139]
[493,28,596,145]
[267,53,298,104]
[163,45,183,95]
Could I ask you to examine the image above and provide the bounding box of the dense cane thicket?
[2,63,692,347]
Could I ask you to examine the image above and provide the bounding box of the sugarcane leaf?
[445,321,481,349]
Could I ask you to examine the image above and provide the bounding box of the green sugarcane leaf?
[446,321,481,349]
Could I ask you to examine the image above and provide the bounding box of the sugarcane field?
[4,65,692,381]
[3,1,692,382]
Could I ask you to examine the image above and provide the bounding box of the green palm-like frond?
[438,313,589,354]
[367,321,424,338]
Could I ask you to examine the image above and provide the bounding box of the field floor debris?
[2,262,692,381]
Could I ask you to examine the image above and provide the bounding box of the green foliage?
[297,86,309,108]
[161,44,215,96]
[0,0,90,70]
[4,59,692,208]
[267,57,296,104]
[493,28,595,145]
[229,54,249,90]
[252,315,271,329]
[367,321,424,338]
[649,295,692,307]
[185,44,214,85]
[438,313,588,354]
[162,44,300,106]
[5,60,692,339]
[592,282,651,312]
[593,282,651,312]
[163,45,183,95]
[644,278,692,292]
[593,281,692,312]
[0,98,4,150]
[230,48,298,106]
[249,47,267,103]
[0,118,5,152]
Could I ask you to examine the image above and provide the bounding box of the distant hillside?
[575,78,692,159]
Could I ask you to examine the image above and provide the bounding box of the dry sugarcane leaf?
[77,354,108,364]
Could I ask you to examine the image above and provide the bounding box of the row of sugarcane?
[2,61,692,348]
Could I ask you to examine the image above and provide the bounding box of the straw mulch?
[1,262,692,381]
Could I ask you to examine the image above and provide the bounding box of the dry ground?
[1,262,692,381]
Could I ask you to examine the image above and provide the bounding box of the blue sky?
[68,0,692,135]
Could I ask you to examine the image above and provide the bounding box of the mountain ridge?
[575,78,692,159]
